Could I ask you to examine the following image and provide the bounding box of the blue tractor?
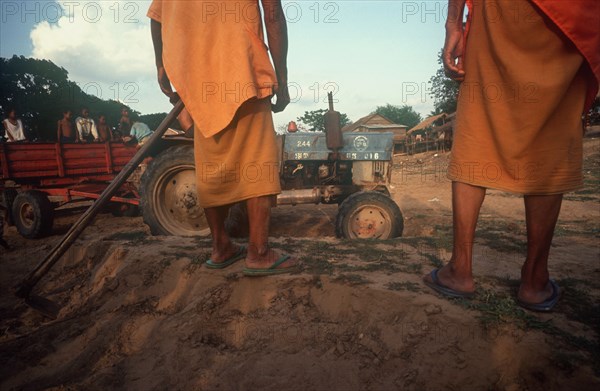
[140,95,404,239]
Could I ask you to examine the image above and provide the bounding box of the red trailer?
[0,142,140,238]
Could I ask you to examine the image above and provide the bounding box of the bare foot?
[517,280,554,305]
[423,264,475,293]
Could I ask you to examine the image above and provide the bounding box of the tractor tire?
[2,188,18,225]
[335,191,404,239]
[140,145,209,236]
[11,191,54,239]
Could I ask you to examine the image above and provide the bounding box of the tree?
[297,109,351,132]
[373,104,422,129]
[0,55,143,140]
[139,112,177,130]
[428,50,460,115]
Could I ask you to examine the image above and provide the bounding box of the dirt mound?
[1,235,598,390]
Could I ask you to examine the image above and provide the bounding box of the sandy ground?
[0,138,599,391]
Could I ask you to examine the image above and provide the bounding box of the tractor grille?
[374,161,385,180]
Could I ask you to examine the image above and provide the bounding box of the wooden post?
[0,144,9,178]
[105,142,113,174]
[55,143,65,177]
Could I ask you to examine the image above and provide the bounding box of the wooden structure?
[0,142,140,238]
[1,142,137,185]
[406,113,455,154]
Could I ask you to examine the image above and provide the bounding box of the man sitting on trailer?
[122,116,153,146]
[147,0,296,275]
[97,114,114,143]
[118,106,132,138]
[75,107,99,143]
[2,108,27,142]
[57,109,79,143]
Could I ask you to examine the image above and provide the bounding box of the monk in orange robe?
[424,0,599,311]
[148,0,296,274]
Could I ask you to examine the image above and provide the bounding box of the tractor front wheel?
[335,191,403,239]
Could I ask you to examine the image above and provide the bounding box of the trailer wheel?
[335,191,403,239]
[11,191,54,239]
[140,145,209,236]
[2,189,18,225]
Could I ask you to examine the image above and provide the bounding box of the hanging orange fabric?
[465,0,599,111]
[530,0,600,110]
[147,0,278,138]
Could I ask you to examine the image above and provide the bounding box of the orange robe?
[147,0,281,207]
[465,0,599,109]
[449,0,599,194]
[147,0,278,138]
[530,0,600,110]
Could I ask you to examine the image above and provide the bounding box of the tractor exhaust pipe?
[277,188,322,206]
[324,92,344,154]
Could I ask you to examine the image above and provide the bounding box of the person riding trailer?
[75,107,99,143]
[121,114,153,147]
[2,108,27,142]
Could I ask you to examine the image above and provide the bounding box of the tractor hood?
[283,132,394,161]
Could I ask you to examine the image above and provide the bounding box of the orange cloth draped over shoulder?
[449,0,600,195]
[147,0,282,208]
[147,0,278,138]
[530,0,600,110]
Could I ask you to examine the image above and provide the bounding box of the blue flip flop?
[517,279,561,312]
[423,269,475,299]
[243,254,296,276]
[205,246,246,269]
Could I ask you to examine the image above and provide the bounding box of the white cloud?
[27,0,442,122]
[30,1,168,114]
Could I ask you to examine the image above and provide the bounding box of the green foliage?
[139,112,174,130]
[0,55,143,141]
[297,108,351,132]
[428,50,460,116]
[373,104,422,129]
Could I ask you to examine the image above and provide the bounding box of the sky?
[0,0,449,128]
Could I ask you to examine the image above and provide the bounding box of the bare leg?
[245,195,295,269]
[205,205,240,263]
[518,194,563,304]
[424,181,486,293]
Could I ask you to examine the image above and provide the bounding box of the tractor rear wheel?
[140,145,210,236]
[336,191,403,239]
[11,191,54,239]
